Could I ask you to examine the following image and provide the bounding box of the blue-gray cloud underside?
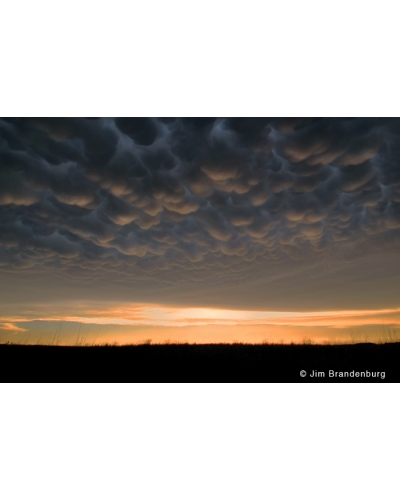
[1,118,400,310]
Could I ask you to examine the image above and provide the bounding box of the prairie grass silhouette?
[1,336,399,382]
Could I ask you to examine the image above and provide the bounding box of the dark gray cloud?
[1,117,400,309]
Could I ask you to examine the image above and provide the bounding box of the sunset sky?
[1,117,400,344]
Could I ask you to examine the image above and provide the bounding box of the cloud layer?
[1,118,400,309]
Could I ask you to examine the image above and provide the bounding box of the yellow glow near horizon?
[2,304,400,330]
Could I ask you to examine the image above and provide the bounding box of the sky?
[1,117,400,344]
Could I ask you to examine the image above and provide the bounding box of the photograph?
[1,117,399,382]
[1,4,399,500]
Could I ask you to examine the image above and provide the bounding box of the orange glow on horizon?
[0,304,400,331]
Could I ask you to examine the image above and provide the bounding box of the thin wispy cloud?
[2,304,400,328]
[0,322,27,333]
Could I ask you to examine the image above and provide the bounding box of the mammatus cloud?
[1,118,400,309]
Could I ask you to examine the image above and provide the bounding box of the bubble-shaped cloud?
[1,117,400,307]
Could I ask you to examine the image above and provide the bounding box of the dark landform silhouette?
[1,342,399,382]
